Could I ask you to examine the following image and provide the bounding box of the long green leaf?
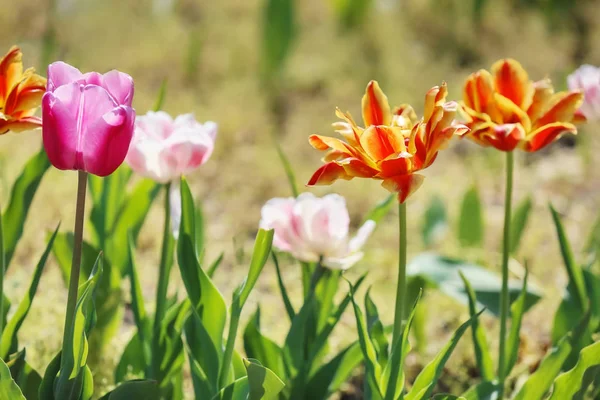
[2,149,50,269]
[153,79,168,112]
[99,380,159,400]
[271,253,295,321]
[510,196,532,254]
[458,185,484,248]
[237,229,274,308]
[0,225,59,359]
[243,308,284,379]
[459,272,494,381]
[261,0,296,81]
[305,342,362,398]
[0,357,25,400]
[363,194,395,225]
[505,267,529,376]
[548,340,600,400]
[5,349,41,400]
[405,310,484,400]
[461,380,501,400]
[115,332,146,384]
[550,204,587,311]
[244,358,285,400]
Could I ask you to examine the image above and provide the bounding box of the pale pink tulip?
[126,111,217,237]
[42,62,135,176]
[126,111,217,183]
[568,64,600,121]
[259,193,375,270]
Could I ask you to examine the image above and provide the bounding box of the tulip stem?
[498,151,514,397]
[152,183,175,380]
[61,171,88,359]
[392,201,407,350]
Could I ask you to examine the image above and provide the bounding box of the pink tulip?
[259,193,375,270]
[568,64,600,121]
[126,111,217,237]
[42,62,135,176]
[126,111,217,183]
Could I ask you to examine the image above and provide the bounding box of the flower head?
[567,64,600,122]
[42,62,136,177]
[307,80,467,203]
[126,111,217,183]
[460,58,584,152]
[0,46,46,134]
[260,193,375,270]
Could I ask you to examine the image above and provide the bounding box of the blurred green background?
[0,0,599,396]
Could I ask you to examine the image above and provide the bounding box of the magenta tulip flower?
[568,64,600,121]
[42,61,136,176]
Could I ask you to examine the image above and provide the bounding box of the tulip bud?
[42,62,135,176]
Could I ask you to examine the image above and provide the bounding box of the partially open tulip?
[568,64,600,122]
[126,111,217,237]
[42,62,135,176]
[460,58,584,152]
[260,193,375,270]
[307,81,468,203]
[0,46,46,134]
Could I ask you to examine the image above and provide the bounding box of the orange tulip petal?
[381,174,425,203]
[485,123,525,152]
[493,93,532,131]
[491,58,533,109]
[339,157,380,178]
[362,80,391,127]
[463,69,495,114]
[309,134,357,157]
[377,152,413,178]
[0,116,42,135]
[522,122,577,152]
[534,91,584,129]
[423,83,448,121]
[526,79,553,122]
[307,162,350,186]
[0,46,22,100]
[359,125,404,161]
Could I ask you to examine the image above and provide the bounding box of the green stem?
[151,183,174,379]
[0,209,4,336]
[219,306,241,389]
[61,171,88,356]
[392,201,407,345]
[498,151,514,397]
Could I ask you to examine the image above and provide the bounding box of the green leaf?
[156,300,189,388]
[407,253,541,316]
[38,352,61,400]
[510,196,532,254]
[211,377,249,400]
[458,185,484,248]
[54,256,103,400]
[153,79,168,112]
[99,380,159,400]
[363,194,395,225]
[348,280,383,398]
[548,340,600,400]
[107,178,161,275]
[422,195,447,247]
[244,359,285,400]
[365,288,389,366]
[80,366,93,400]
[459,272,494,381]
[237,229,274,308]
[177,178,227,349]
[5,349,42,400]
[243,309,284,379]
[282,296,316,379]
[185,308,221,399]
[0,225,58,359]
[271,253,295,321]
[331,0,372,30]
[550,205,587,311]
[272,138,298,198]
[505,267,529,376]
[2,149,50,269]
[461,380,501,400]
[115,332,146,384]
[0,357,25,400]
[261,0,296,80]
[432,395,467,400]
[305,343,362,398]
[207,252,225,279]
[405,310,484,400]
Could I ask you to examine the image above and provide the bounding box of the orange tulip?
[460,58,584,152]
[308,81,468,203]
[0,46,46,134]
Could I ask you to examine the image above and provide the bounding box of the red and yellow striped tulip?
[0,46,46,134]
[308,81,468,203]
[460,58,584,152]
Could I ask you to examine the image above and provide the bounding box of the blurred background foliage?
[0,0,599,396]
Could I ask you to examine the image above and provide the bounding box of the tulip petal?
[485,123,525,152]
[378,152,412,177]
[0,46,23,99]
[339,157,379,177]
[100,70,135,107]
[42,90,79,170]
[493,93,532,131]
[423,83,448,121]
[492,59,533,109]
[362,80,391,126]
[309,134,356,157]
[0,116,42,134]
[533,91,583,129]
[307,162,349,186]
[463,69,495,114]
[381,174,425,203]
[522,122,577,152]
[47,62,83,92]
[323,252,364,270]
[169,181,182,239]
[348,220,376,253]
[359,125,405,161]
